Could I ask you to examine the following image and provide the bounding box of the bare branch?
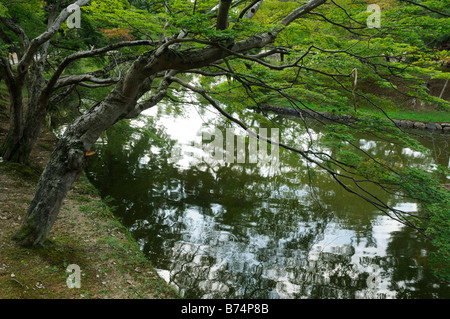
[77,82,118,89]
[214,43,353,79]
[54,74,119,89]
[248,47,289,59]
[0,16,29,48]
[49,84,77,106]
[182,69,228,77]
[46,40,156,94]
[17,0,91,73]
[281,0,328,27]
[399,0,450,17]
[237,0,263,21]
[123,71,177,119]
[0,56,14,83]
[307,11,367,36]
[330,0,366,26]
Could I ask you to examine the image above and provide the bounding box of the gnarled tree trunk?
[11,139,86,246]
[12,75,152,246]
[1,82,25,162]
[0,1,85,164]
[12,0,327,247]
[0,107,47,165]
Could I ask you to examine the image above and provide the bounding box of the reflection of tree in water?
[384,226,450,298]
[415,131,450,173]
[86,107,450,299]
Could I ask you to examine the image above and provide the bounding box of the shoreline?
[255,104,450,133]
[0,119,180,299]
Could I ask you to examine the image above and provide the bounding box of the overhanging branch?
[54,74,119,89]
[399,0,450,17]
[281,0,328,27]
[168,75,428,234]
[0,16,30,49]
[17,0,91,73]
[46,40,156,94]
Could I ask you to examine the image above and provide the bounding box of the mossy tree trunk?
[12,73,152,247]
[12,140,85,246]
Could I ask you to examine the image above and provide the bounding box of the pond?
[85,97,450,299]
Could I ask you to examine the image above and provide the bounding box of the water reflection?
[86,102,449,299]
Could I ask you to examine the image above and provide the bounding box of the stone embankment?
[255,104,450,133]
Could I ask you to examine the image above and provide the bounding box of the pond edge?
[254,104,450,133]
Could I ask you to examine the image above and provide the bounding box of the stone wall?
[255,104,450,134]
[393,119,450,133]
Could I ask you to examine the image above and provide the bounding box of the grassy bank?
[0,100,179,299]
[0,163,180,299]
[385,110,450,123]
[266,99,450,123]
[0,164,180,299]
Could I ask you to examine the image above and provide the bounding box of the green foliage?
[0,0,46,41]
[356,159,392,182]
[321,124,356,149]
[388,167,450,281]
[336,149,362,167]
[242,0,450,112]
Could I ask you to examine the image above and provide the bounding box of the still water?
[85,99,449,299]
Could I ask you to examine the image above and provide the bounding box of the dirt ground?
[0,101,179,299]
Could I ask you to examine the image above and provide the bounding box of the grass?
[0,142,179,299]
[0,229,98,299]
[385,110,450,123]
[0,168,180,299]
[0,79,179,300]
[267,98,450,123]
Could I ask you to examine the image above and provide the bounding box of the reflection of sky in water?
[146,202,407,298]
[137,104,445,298]
[93,101,449,299]
[140,105,282,176]
[134,184,403,298]
[141,106,212,169]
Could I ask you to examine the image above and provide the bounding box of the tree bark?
[12,0,329,247]
[12,139,85,246]
[0,1,91,164]
[12,77,145,246]
[0,79,50,164]
[216,0,233,30]
[1,83,25,162]
[11,114,116,246]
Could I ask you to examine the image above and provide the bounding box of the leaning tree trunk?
[12,79,144,247]
[11,74,96,246]
[11,110,115,246]
[11,137,86,246]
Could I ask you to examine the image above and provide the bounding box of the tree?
[3,0,449,279]
[0,0,155,163]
